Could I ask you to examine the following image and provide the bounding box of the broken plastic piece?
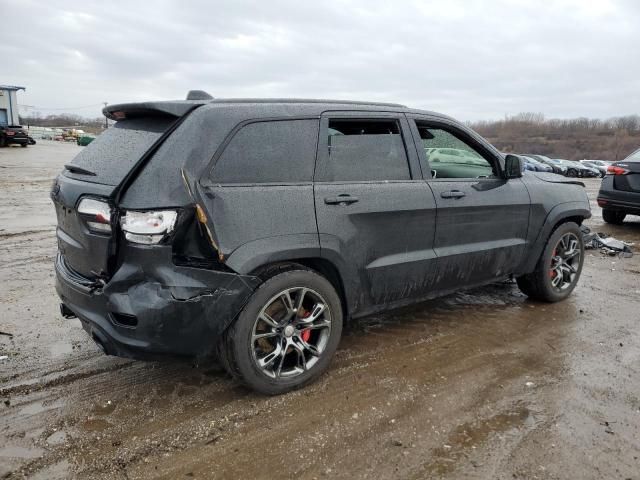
[581,225,633,257]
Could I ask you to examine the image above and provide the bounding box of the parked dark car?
[597,148,640,224]
[520,156,537,172]
[580,160,607,178]
[557,159,594,177]
[522,156,553,173]
[524,154,567,175]
[0,125,29,147]
[52,93,591,394]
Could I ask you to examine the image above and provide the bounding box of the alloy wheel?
[251,287,332,379]
[549,232,581,290]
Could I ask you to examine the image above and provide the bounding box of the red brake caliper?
[549,248,557,278]
[300,310,311,342]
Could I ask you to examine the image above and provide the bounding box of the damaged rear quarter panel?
[103,244,260,357]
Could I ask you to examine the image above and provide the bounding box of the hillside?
[470,113,640,161]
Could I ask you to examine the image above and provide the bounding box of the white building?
[0,85,25,126]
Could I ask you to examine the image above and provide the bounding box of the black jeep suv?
[52,92,591,394]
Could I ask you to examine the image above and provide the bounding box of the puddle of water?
[91,400,116,416]
[0,445,45,459]
[423,404,533,475]
[82,418,111,432]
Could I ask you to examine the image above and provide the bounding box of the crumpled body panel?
[56,244,260,359]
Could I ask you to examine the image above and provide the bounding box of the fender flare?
[225,234,321,275]
[520,201,591,273]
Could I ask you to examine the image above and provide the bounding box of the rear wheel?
[20,143,27,148]
[602,209,626,225]
[0,137,5,148]
[567,169,576,177]
[219,269,343,395]
[517,222,584,302]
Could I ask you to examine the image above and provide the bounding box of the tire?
[567,169,576,177]
[602,209,626,225]
[516,222,584,302]
[20,143,27,148]
[0,137,5,148]
[219,268,343,395]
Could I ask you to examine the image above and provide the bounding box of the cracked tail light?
[121,210,178,244]
[77,198,112,233]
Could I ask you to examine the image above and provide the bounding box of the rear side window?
[318,119,410,182]
[66,117,174,185]
[211,120,319,183]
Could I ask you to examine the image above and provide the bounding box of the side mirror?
[504,154,523,179]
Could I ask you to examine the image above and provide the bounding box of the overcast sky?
[2,0,638,121]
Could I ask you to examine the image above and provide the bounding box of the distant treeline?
[18,111,640,161]
[470,113,640,161]
[19,114,109,134]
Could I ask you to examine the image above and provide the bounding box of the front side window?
[211,119,318,183]
[416,123,495,179]
[317,119,411,182]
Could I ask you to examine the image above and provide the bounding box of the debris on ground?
[581,226,633,257]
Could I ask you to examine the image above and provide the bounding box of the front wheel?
[566,169,576,177]
[517,222,584,302]
[219,268,343,395]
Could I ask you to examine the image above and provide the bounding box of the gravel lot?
[1,141,639,479]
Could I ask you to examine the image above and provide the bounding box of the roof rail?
[207,98,406,107]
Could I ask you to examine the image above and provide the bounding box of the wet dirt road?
[1,142,639,479]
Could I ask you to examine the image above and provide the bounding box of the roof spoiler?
[103,90,214,120]
[103,101,205,120]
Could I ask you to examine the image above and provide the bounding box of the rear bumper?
[55,248,261,360]
[3,136,28,145]
[597,196,640,215]
[598,177,640,215]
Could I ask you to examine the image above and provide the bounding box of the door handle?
[440,190,466,199]
[324,194,359,205]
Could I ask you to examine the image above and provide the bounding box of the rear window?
[210,119,318,184]
[625,149,640,162]
[66,117,174,185]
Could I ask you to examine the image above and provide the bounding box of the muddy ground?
[0,142,639,479]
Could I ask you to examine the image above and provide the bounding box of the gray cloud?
[2,0,639,120]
